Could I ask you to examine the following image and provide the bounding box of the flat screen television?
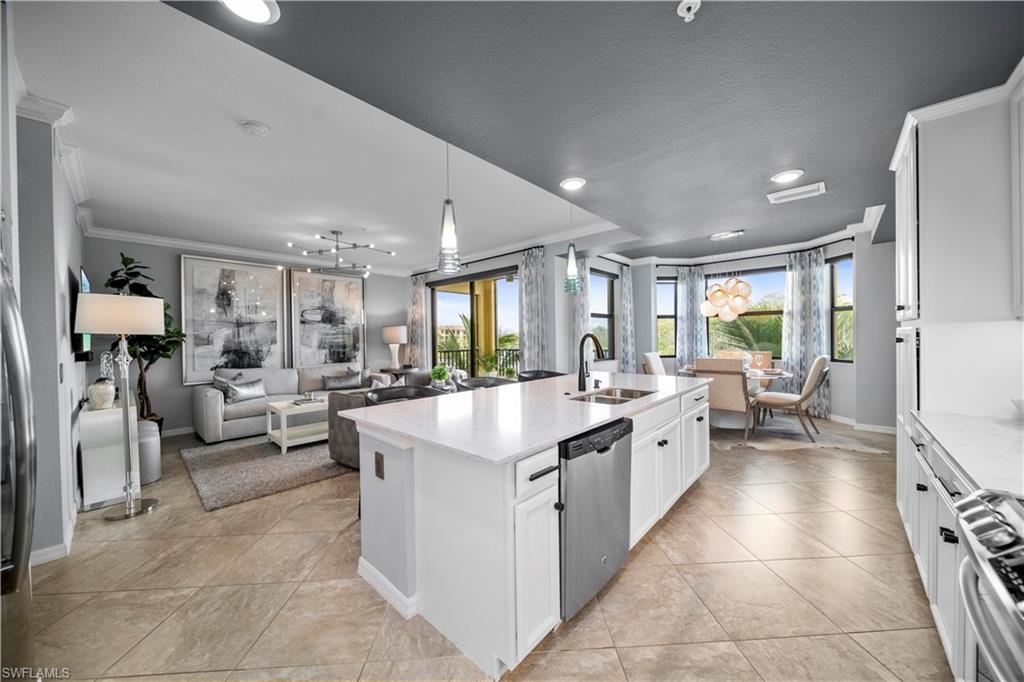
[71,267,92,361]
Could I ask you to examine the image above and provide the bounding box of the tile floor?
[30,421,951,681]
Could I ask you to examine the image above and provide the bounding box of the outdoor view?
[588,271,614,358]
[434,275,520,377]
[832,257,854,361]
[657,280,675,356]
[707,269,786,358]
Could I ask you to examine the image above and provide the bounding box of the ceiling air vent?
[766,181,827,205]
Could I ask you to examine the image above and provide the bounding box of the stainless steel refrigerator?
[0,254,38,668]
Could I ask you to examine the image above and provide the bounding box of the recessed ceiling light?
[559,177,586,191]
[239,120,270,138]
[219,0,280,25]
[770,169,804,184]
[709,229,745,241]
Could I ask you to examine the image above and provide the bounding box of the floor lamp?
[75,292,165,521]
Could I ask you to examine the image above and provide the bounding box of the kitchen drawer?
[682,388,709,414]
[515,447,559,499]
[632,398,681,437]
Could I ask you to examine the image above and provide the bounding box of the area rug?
[180,436,351,511]
[711,414,889,454]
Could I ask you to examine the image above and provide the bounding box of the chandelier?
[701,229,752,321]
[288,230,394,278]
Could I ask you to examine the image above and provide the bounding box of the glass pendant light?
[437,143,460,274]
[564,204,582,294]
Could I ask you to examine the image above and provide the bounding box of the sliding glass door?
[431,270,519,377]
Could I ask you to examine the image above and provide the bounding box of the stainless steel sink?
[569,387,656,405]
[570,394,631,405]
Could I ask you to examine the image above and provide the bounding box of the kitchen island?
[340,371,712,677]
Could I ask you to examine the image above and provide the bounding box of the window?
[657,279,676,357]
[706,268,786,358]
[589,270,615,359]
[831,256,854,362]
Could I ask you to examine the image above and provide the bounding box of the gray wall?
[18,116,85,553]
[854,234,896,428]
[632,263,656,357]
[83,236,409,433]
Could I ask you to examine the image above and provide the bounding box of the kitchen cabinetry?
[629,431,660,547]
[656,418,683,516]
[683,404,710,485]
[513,482,560,663]
[1012,80,1024,319]
[893,130,919,322]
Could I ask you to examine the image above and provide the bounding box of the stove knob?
[979,525,1019,550]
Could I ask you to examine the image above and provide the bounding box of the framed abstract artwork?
[289,269,364,369]
[180,255,288,385]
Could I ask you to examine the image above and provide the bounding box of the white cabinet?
[932,491,965,673]
[910,450,936,597]
[656,418,683,516]
[894,128,919,322]
[1012,80,1024,319]
[514,483,560,663]
[629,431,660,548]
[682,404,710,486]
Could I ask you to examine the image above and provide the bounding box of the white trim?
[161,426,195,438]
[829,414,856,426]
[358,556,419,619]
[891,56,1024,170]
[59,142,89,205]
[16,92,74,126]
[633,228,851,267]
[854,423,898,435]
[31,541,70,567]
[354,423,416,451]
[76,207,94,235]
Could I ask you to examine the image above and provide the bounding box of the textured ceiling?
[169,1,1024,258]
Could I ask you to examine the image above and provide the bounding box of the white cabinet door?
[630,431,660,548]
[514,484,561,663]
[932,491,965,677]
[911,451,936,597]
[682,404,710,486]
[1012,82,1024,319]
[894,131,920,321]
[694,404,710,473]
[657,418,683,515]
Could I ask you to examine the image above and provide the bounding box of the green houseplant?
[429,365,450,383]
[105,253,186,428]
[477,353,499,377]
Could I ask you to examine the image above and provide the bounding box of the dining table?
[677,365,795,429]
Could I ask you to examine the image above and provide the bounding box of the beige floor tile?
[765,558,934,631]
[31,592,95,633]
[625,534,673,567]
[159,498,299,538]
[115,535,260,589]
[711,515,838,560]
[226,664,364,680]
[699,463,783,485]
[366,609,460,662]
[536,599,613,651]
[779,512,909,556]
[597,564,727,647]
[33,588,195,679]
[651,514,755,564]
[359,656,488,681]
[848,553,924,587]
[268,499,359,534]
[241,579,386,669]
[305,527,361,581]
[504,649,625,681]
[209,532,336,585]
[97,673,229,682]
[737,634,897,680]
[33,540,178,594]
[746,459,837,482]
[847,507,907,538]
[107,583,297,676]
[678,561,840,639]
[272,473,361,504]
[851,629,953,680]
[616,641,760,681]
[674,482,773,516]
[792,480,894,511]
[733,482,839,513]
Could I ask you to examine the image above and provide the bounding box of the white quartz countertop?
[913,411,1024,496]
[340,372,711,464]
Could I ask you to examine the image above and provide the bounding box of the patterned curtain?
[571,256,591,371]
[405,274,430,368]
[675,265,708,367]
[618,264,637,373]
[782,248,830,417]
[518,247,547,371]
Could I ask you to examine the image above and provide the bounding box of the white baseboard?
[31,541,70,566]
[854,423,898,435]
[162,426,195,438]
[829,414,856,426]
[358,557,418,619]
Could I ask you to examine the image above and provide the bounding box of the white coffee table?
[266,399,329,454]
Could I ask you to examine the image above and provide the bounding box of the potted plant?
[105,253,186,432]
[477,353,499,377]
[429,364,451,391]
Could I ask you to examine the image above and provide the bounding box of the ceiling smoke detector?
[677,0,701,23]
[766,182,827,205]
[239,120,270,139]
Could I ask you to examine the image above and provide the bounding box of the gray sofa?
[192,364,392,444]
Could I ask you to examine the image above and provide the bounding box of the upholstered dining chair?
[694,357,757,444]
[753,355,830,442]
[714,348,753,366]
[642,352,666,375]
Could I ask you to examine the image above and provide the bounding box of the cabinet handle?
[910,438,924,450]
[896,304,906,311]
[553,502,564,512]
[916,483,928,492]
[693,395,705,402]
[895,337,904,344]
[696,416,704,422]
[528,465,559,481]
[657,439,668,447]
[936,475,963,499]
[941,529,959,544]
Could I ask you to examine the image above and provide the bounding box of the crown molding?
[82,224,408,277]
[645,228,852,267]
[75,207,94,235]
[17,92,74,127]
[891,56,1024,170]
[59,143,89,205]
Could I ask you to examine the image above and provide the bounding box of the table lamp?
[381,325,408,369]
[75,293,165,521]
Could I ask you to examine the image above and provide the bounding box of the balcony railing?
[435,348,520,377]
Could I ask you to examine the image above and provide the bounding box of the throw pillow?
[392,376,406,387]
[369,379,387,390]
[212,371,243,398]
[223,378,266,404]
[323,369,369,390]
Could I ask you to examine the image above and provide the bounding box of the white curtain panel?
[618,264,637,373]
[571,256,591,371]
[675,265,708,367]
[405,273,430,368]
[518,246,548,371]
[782,248,830,417]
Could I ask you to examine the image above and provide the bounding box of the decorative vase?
[87,378,116,410]
[430,379,449,392]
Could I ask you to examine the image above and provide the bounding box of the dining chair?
[714,348,753,367]
[753,355,830,442]
[694,357,757,444]
[642,351,667,375]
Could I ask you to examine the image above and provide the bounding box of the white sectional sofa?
[192,364,391,444]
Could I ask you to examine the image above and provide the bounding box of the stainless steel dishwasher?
[558,418,633,620]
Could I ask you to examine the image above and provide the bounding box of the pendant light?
[564,204,582,295]
[437,143,460,274]
[701,231,752,320]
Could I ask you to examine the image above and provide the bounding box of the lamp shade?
[74,293,165,335]
[382,325,408,345]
